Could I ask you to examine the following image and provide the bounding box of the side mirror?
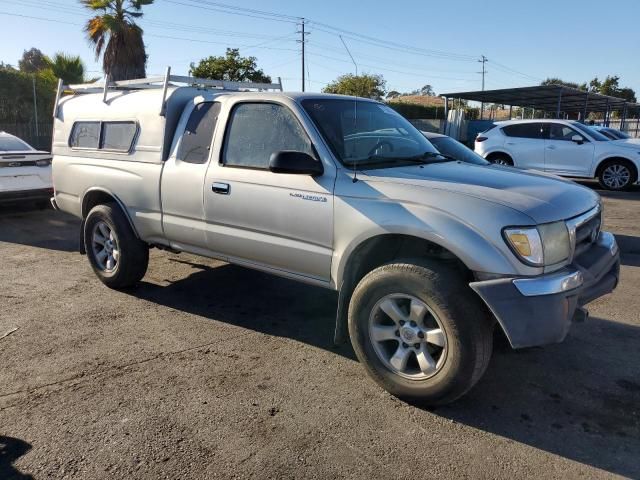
[571,135,584,145]
[269,151,324,176]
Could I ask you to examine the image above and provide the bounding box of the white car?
[474,119,640,190]
[0,131,52,204]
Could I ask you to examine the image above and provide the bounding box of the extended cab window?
[502,123,545,139]
[179,102,221,164]
[69,121,136,151]
[223,103,313,169]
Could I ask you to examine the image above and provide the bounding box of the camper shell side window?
[69,120,138,153]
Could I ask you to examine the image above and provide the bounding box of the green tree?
[323,73,386,100]
[47,53,86,84]
[540,77,587,90]
[18,48,50,73]
[189,49,271,83]
[81,0,154,81]
[591,75,636,102]
[386,90,401,99]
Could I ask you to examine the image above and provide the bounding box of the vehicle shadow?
[131,259,640,478]
[0,436,33,480]
[0,205,79,253]
[135,259,354,360]
[434,315,640,478]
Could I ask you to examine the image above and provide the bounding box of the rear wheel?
[598,160,636,191]
[84,203,148,289]
[348,260,493,406]
[487,154,513,166]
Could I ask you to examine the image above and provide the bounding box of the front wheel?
[84,203,149,289]
[348,260,493,406]
[598,160,636,191]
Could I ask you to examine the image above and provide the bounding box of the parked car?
[590,125,631,140]
[0,131,52,205]
[422,131,488,165]
[474,119,640,190]
[51,74,619,405]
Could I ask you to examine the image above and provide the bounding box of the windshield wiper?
[343,151,459,168]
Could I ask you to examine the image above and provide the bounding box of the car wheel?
[84,202,149,289]
[348,260,493,406]
[598,160,636,191]
[488,154,513,166]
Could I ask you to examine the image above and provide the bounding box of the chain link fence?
[0,122,53,151]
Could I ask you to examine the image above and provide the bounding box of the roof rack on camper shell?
[52,66,283,118]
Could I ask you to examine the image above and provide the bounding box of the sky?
[1,0,639,97]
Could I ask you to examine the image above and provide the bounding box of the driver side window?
[223,103,314,169]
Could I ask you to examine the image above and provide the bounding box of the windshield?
[0,135,32,152]
[301,98,440,168]
[603,127,630,139]
[428,136,488,165]
[571,122,609,141]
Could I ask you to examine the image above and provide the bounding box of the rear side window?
[502,123,544,139]
[223,103,313,169]
[179,102,221,164]
[70,122,101,149]
[0,136,32,151]
[69,121,137,151]
[101,122,137,151]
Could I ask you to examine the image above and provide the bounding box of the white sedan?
[0,131,52,205]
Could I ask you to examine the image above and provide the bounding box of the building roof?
[441,84,639,114]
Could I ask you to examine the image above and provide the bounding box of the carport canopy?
[441,84,640,119]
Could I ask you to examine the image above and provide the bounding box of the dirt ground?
[1,181,639,479]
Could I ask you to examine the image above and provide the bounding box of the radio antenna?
[339,35,360,183]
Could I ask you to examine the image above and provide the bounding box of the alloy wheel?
[368,294,448,380]
[91,221,120,272]
[602,164,631,190]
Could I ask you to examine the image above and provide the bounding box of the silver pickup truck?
[51,73,620,405]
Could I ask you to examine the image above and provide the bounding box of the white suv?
[474,119,640,190]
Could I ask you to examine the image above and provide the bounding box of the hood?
[360,162,599,224]
[612,138,640,148]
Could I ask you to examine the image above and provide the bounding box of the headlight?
[504,221,570,267]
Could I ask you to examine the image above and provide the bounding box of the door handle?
[211,182,230,194]
[547,145,556,150]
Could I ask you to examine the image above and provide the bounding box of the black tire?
[487,154,513,166]
[348,260,493,406]
[84,202,149,289]
[597,159,637,191]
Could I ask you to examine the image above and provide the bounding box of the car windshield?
[428,136,488,165]
[301,98,441,168]
[0,135,32,152]
[604,128,630,139]
[571,122,609,141]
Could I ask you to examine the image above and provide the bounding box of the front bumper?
[470,231,620,348]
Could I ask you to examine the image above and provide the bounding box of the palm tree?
[48,53,86,84]
[81,0,154,81]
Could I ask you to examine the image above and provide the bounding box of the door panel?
[161,102,220,250]
[501,123,545,170]
[544,124,594,176]
[204,102,334,281]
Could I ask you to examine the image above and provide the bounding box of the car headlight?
[504,221,570,267]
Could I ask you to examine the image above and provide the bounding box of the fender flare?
[79,187,141,253]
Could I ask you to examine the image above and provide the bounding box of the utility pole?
[297,18,308,92]
[478,55,487,119]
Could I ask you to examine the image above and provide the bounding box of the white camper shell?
[51,70,283,240]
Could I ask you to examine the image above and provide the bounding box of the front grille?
[574,210,601,258]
